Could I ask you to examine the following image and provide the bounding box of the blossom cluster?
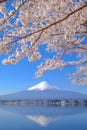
[0,0,87,84]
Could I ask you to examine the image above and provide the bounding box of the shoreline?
[0,99,87,106]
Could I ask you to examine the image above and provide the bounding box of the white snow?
[26,81,59,91]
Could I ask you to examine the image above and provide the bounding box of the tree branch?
[5,4,87,46]
[0,0,7,4]
[0,0,27,27]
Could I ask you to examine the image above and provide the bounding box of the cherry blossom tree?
[0,0,87,85]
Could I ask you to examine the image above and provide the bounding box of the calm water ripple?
[0,105,87,130]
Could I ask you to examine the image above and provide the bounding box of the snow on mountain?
[0,81,87,101]
[27,81,59,91]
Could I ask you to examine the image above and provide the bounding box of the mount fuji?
[0,81,87,101]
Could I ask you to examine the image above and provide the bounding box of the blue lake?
[0,105,87,130]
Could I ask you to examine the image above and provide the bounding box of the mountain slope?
[0,81,87,101]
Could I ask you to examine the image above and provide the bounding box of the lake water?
[0,105,87,130]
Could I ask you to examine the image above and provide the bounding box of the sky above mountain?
[0,1,87,95]
[0,51,87,95]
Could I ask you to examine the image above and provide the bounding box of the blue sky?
[0,1,87,95]
[0,48,87,95]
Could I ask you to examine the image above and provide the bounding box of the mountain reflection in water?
[26,114,61,126]
[0,105,87,130]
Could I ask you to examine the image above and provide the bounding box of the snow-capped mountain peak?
[26,81,58,91]
[0,81,87,101]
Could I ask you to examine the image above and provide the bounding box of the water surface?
[0,105,87,130]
